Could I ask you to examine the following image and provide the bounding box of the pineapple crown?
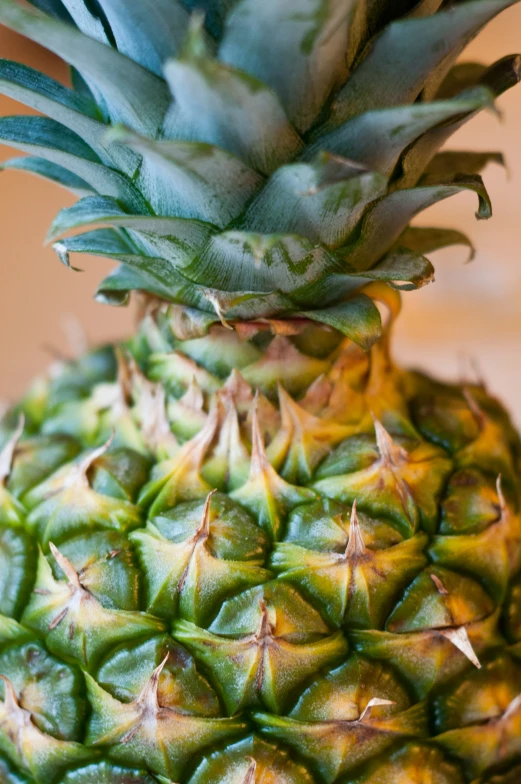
[0,0,519,349]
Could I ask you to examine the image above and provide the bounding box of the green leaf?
[307,88,494,175]
[305,248,436,306]
[47,195,216,265]
[163,22,302,174]
[53,228,294,319]
[0,59,135,173]
[182,231,343,295]
[237,154,387,248]
[436,61,489,99]
[0,155,94,195]
[52,227,138,268]
[326,0,520,127]
[424,151,505,178]
[27,0,73,22]
[99,0,193,76]
[355,247,435,290]
[0,114,99,161]
[111,128,263,226]
[397,226,475,260]
[301,293,382,351]
[438,52,521,100]
[396,56,520,188]
[0,0,171,135]
[220,0,354,133]
[59,0,109,42]
[95,264,171,306]
[341,174,492,271]
[0,116,147,211]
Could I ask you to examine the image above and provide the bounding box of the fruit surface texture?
[0,1,520,782]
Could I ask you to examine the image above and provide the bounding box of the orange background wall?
[0,6,520,425]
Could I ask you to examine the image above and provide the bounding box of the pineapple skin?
[0,322,520,784]
[0,0,521,781]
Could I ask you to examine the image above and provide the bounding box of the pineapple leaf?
[59,0,109,42]
[307,87,495,175]
[0,116,148,211]
[97,0,195,76]
[0,59,136,172]
[48,195,217,265]
[0,114,99,162]
[438,54,521,100]
[52,228,295,318]
[220,0,354,133]
[342,174,492,271]
[47,194,215,241]
[396,54,521,188]
[436,61,489,99]
[0,0,171,135]
[163,21,303,174]
[354,247,435,290]
[326,0,520,127]
[181,231,344,295]
[0,155,94,196]
[397,226,475,260]
[301,248,436,306]
[27,0,73,22]
[110,128,263,226]
[96,264,172,306]
[236,153,387,248]
[301,293,382,350]
[424,151,506,178]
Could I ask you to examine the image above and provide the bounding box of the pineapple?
[0,0,521,782]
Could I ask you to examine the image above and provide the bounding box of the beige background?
[0,8,520,425]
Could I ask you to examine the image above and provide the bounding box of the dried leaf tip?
[439,627,481,669]
[256,600,274,641]
[0,675,30,755]
[204,291,233,330]
[72,430,115,487]
[242,757,257,784]
[0,412,24,483]
[496,474,508,521]
[503,693,521,720]
[197,490,217,539]
[0,675,20,712]
[359,697,396,722]
[372,416,407,466]
[137,654,169,712]
[458,354,486,390]
[115,347,133,406]
[430,573,449,595]
[249,398,270,475]
[180,375,205,411]
[49,543,82,589]
[463,387,486,428]
[345,501,366,558]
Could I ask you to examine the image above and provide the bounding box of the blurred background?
[0,6,520,425]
